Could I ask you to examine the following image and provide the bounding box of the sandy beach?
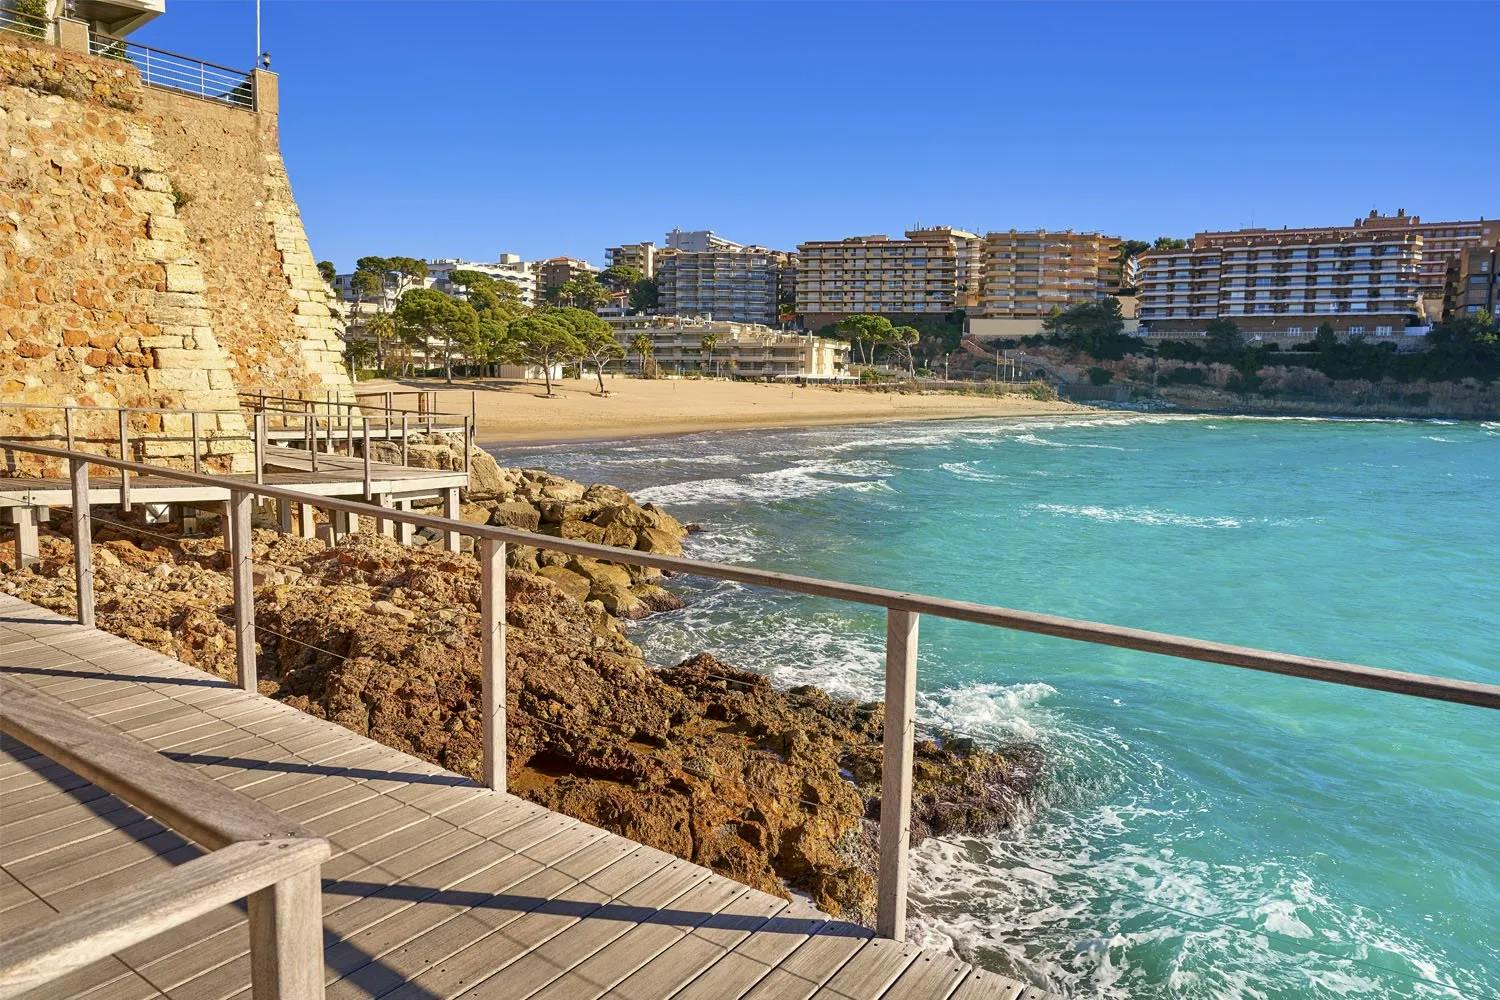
[360,375,1096,445]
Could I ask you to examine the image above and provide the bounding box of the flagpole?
[255,0,260,63]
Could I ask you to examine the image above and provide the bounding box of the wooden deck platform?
[0,449,465,509]
[0,595,1046,1000]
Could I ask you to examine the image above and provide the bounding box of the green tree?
[392,287,478,384]
[1152,236,1189,251]
[599,265,642,294]
[628,278,660,313]
[1087,366,1113,385]
[631,332,655,376]
[553,273,610,311]
[342,337,375,378]
[1117,239,1151,260]
[834,314,894,365]
[573,317,625,393]
[317,260,337,286]
[888,325,920,375]
[1042,299,1130,358]
[1204,318,1244,358]
[699,333,719,374]
[501,311,586,396]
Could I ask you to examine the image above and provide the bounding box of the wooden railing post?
[228,489,256,692]
[442,488,460,553]
[464,416,472,475]
[191,411,202,475]
[69,458,94,628]
[479,539,506,791]
[400,415,409,467]
[361,418,372,498]
[876,608,919,942]
[64,406,75,452]
[253,412,266,485]
[247,869,324,1000]
[117,409,131,512]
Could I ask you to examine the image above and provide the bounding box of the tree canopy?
[392,287,478,383]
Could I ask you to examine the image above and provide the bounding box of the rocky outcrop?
[0,469,1038,922]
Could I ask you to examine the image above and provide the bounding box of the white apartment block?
[655,248,786,326]
[795,227,981,328]
[665,229,745,253]
[609,315,850,379]
[604,242,657,279]
[427,254,539,308]
[1139,232,1425,342]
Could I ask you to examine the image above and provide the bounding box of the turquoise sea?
[491,414,1500,999]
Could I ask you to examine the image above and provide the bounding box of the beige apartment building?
[654,247,788,326]
[1196,210,1495,319]
[976,229,1123,318]
[1139,231,1425,342]
[1445,244,1498,319]
[537,256,598,296]
[604,242,656,279]
[609,315,850,379]
[795,226,981,328]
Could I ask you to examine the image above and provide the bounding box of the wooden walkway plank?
[871,950,971,999]
[601,892,791,1000]
[944,968,1029,1000]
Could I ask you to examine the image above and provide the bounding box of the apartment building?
[1196,210,1495,317]
[427,254,539,307]
[795,227,981,329]
[537,256,598,297]
[976,229,1123,318]
[609,316,850,379]
[1139,231,1425,342]
[604,242,657,279]
[664,229,744,253]
[1445,245,1499,319]
[654,247,787,325]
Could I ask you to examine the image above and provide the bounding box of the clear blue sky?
[136,1,1498,271]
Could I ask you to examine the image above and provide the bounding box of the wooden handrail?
[4,438,1496,711]
[0,838,328,999]
[0,677,313,849]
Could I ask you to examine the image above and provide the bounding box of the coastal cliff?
[0,452,1038,921]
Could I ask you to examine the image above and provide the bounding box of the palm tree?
[700,334,718,375]
[632,333,654,377]
[342,338,376,379]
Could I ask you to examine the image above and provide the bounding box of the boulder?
[600,520,637,549]
[535,565,590,602]
[635,526,684,556]
[488,502,541,532]
[568,558,632,592]
[555,520,605,544]
[458,503,492,526]
[464,448,512,498]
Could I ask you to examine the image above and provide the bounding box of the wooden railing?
[2,438,1498,944]
[0,677,329,999]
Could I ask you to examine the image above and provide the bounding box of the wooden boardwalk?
[0,595,1046,1000]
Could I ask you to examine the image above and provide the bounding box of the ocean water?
[490,414,1500,999]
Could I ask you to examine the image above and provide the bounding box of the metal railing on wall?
[87,30,254,110]
[0,5,52,41]
[2,437,1497,947]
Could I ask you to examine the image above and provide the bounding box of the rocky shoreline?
[0,449,1041,922]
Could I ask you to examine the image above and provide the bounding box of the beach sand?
[360,375,1096,445]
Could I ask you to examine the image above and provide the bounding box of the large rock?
[535,565,591,602]
[636,526,684,556]
[488,502,541,532]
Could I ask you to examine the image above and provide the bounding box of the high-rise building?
[605,242,657,279]
[975,230,1123,318]
[654,246,787,325]
[1445,243,1499,320]
[537,257,598,297]
[664,229,744,253]
[1139,231,1425,342]
[794,227,981,329]
[1196,211,1494,317]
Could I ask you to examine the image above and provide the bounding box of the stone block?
[153,348,229,370]
[163,264,205,293]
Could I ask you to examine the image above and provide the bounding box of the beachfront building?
[609,315,850,379]
[975,229,1123,318]
[1445,244,1499,319]
[1196,210,1496,320]
[605,241,657,279]
[537,256,599,298]
[654,246,788,326]
[1138,231,1426,343]
[795,226,982,329]
[665,228,745,253]
[427,254,539,307]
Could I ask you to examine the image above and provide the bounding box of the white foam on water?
[1030,504,1246,530]
[941,460,1009,484]
[918,681,1059,742]
[630,457,893,506]
[1422,435,1457,444]
[1013,433,1131,452]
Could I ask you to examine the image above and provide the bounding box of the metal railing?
[0,4,51,40]
[0,677,329,998]
[87,31,254,110]
[2,437,1496,944]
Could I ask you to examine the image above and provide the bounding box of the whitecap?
[1030,503,1245,530]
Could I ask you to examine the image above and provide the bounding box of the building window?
[1348,325,1365,336]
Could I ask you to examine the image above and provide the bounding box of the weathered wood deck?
[0,594,1046,1000]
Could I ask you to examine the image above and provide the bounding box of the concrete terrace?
[0,594,1045,1000]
